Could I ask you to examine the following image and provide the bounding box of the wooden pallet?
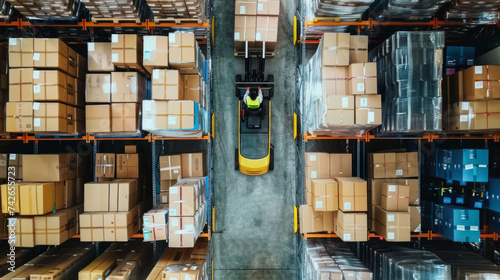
[91,17,142,24]
[154,17,203,24]
[234,50,275,57]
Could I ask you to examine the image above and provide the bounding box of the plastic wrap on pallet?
[81,0,151,21]
[306,0,374,21]
[7,0,83,19]
[446,0,500,23]
[370,31,444,133]
[147,0,205,21]
[371,0,449,20]
[0,0,15,21]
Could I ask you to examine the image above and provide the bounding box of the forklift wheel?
[235,149,240,170]
[269,146,274,171]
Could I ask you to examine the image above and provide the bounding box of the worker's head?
[250,90,258,100]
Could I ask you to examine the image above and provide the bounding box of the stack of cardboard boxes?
[5,0,81,18]
[0,44,7,134]
[146,0,205,21]
[84,0,144,21]
[0,153,87,247]
[234,0,280,51]
[7,38,86,133]
[143,204,169,242]
[86,35,147,133]
[81,146,143,242]
[368,152,421,240]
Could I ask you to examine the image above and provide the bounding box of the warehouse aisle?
[212,0,298,279]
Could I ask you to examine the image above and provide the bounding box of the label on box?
[309,154,316,161]
[388,214,394,222]
[162,196,168,203]
[144,51,151,61]
[315,201,323,209]
[33,53,40,61]
[342,97,349,108]
[131,77,137,92]
[310,171,317,179]
[258,3,263,11]
[396,169,403,176]
[111,83,117,94]
[465,164,473,170]
[168,116,177,125]
[357,83,364,92]
[144,36,156,52]
[153,70,160,80]
[143,230,150,241]
[389,185,396,192]
[344,202,351,210]
[171,218,178,227]
[173,170,179,174]
[471,226,479,231]
[475,66,483,74]
[475,81,483,89]
[479,164,487,168]
[9,38,17,46]
[457,225,465,231]
[170,187,178,194]
[240,6,245,14]
[144,217,150,227]
[462,102,469,111]
[88,43,94,52]
[112,53,118,62]
[234,33,240,40]
[169,35,176,43]
[34,118,40,127]
[33,85,40,94]
[388,232,394,240]
[343,234,351,241]
[103,84,110,94]
[360,98,367,107]
[112,34,118,43]
[170,209,177,216]
[9,154,16,160]
[33,71,40,79]
[256,33,261,41]
[368,112,375,123]
[460,115,468,122]
[33,102,40,110]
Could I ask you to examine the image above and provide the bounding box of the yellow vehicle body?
[238,101,272,176]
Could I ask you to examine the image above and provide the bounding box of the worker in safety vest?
[243,87,263,110]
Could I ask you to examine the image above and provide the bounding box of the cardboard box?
[116,154,139,178]
[0,154,7,179]
[311,179,338,211]
[349,35,368,63]
[349,63,377,95]
[84,182,110,212]
[182,74,204,105]
[169,32,197,69]
[73,106,86,134]
[142,100,169,130]
[124,145,137,154]
[33,38,68,73]
[235,0,257,15]
[9,68,34,102]
[409,206,421,232]
[321,33,350,66]
[355,95,381,125]
[369,153,397,179]
[86,104,111,133]
[88,42,114,72]
[80,205,140,242]
[255,16,278,50]
[111,34,143,68]
[234,16,257,45]
[86,74,111,103]
[143,36,169,74]
[326,108,355,126]
[32,70,68,103]
[181,153,206,178]
[381,183,410,212]
[161,180,175,192]
[34,206,81,245]
[395,152,418,177]
[111,72,146,103]
[335,211,367,242]
[305,152,330,180]
[368,179,419,206]
[11,216,35,247]
[1,183,20,214]
[23,154,68,182]
[9,38,34,68]
[169,181,200,216]
[7,153,22,180]
[6,102,34,132]
[152,69,184,100]
[257,0,280,15]
[329,153,352,178]
[63,179,76,208]
[167,100,197,129]
[95,153,115,178]
[337,177,367,212]
[109,179,138,211]
[464,65,500,100]
[374,205,411,242]
[159,191,169,204]
[322,66,349,96]
[19,183,55,215]
[111,103,139,132]
[33,102,67,133]
[160,155,182,180]
[168,216,196,247]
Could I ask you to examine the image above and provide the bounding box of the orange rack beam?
[301,230,498,241]
[305,133,500,142]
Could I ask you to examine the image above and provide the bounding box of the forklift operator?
[244,87,263,110]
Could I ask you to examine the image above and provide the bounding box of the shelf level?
[301,230,496,241]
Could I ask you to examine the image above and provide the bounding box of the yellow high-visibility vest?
[247,96,259,109]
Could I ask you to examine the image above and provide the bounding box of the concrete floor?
[212,0,298,279]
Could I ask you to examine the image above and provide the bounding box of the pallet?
[91,17,142,24]
[234,50,275,57]
[114,64,149,77]
[154,17,203,24]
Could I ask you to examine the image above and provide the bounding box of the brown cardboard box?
[369,153,397,179]
[169,32,197,69]
[349,63,377,95]
[1,183,20,213]
[124,145,137,154]
[234,16,257,45]
[326,108,355,126]
[88,42,114,72]
[9,38,34,68]
[381,183,410,212]
[70,106,86,134]
[143,36,169,74]
[0,104,4,134]
[109,179,137,211]
[235,0,257,15]
[95,153,115,178]
[12,216,35,247]
[111,34,143,68]
[168,216,197,247]
[67,47,78,78]
[84,182,110,211]
[321,33,350,66]
[160,155,182,180]
[34,206,81,245]
[86,105,111,133]
[80,212,104,242]
[152,69,184,100]
[6,102,34,132]
[464,65,500,100]
[32,70,68,103]
[349,35,368,63]
[111,103,139,132]
[142,100,169,130]
[395,152,418,177]
[255,16,278,50]
[182,74,203,104]
[191,239,209,260]
[322,66,349,96]
[368,178,419,206]
[305,152,330,180]
[159,191,169,204]
[77,54,87,81]
[169,181,199,216]
[374,205,410,241]
[181,153,206,178]
[76,177,85,204]
[0,154,7,179]
[335,211,367,242]
[330,153,352,178]
[66,75,76,106]
[33,102,67,133]
[111,72,146,103]
[257,0,280,15]
[311,179,338,211]
[116,154,139,178]
[19,183,55,215]
[455,100,500,130]
[33,38,68,73]
[9,68,34,102]
[8,153,22,180]
[337,177,367,212]
[409,206,421,232]
[23,154,68,182]
[161,180,176,192]
[86,73,111,103]
[63,179,76,208]
[162,261,204,280]
[104,206,139,242]
[167,100,197,129]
